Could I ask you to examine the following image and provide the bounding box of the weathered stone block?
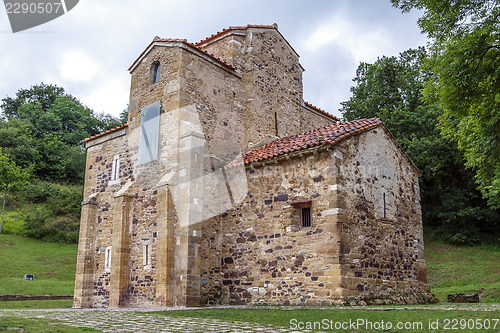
[447,293,479,303]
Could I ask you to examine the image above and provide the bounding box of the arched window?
[151,61,160,84]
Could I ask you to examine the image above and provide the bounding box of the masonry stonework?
[74,24,435,308]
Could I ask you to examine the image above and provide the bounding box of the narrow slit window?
[301,207,311,228]
[383,193,387,219]
[379,188,391,219]
[104,246,112,271]
[143,244,151,266]
[111,155,120,181]
[274,112,278,137]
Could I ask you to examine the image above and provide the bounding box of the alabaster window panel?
[138,101,161,165]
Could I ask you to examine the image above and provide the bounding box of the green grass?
[425,238,500,302]
[0,209,24,235]
[0,299,73,309]
[159,307,500,332]
[0,234,78,296]
[0,316,99,332]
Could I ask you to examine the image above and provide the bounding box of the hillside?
[0,234,77,296]
[425,238,500,303]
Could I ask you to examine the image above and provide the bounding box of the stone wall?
[199,128,433,306]
[197,26,335,148]
[200,148,341,305]
[75,129,131,308]
[339,128,432,304]
[0,295,73,301]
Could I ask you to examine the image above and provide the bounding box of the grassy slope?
[425,238,500,303]
[0,234,77,296]
[0,209,24,235]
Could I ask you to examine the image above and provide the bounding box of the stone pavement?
[1,304,499,332]
[0,308,302,333]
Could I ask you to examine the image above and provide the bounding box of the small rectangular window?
[301,207,311,228]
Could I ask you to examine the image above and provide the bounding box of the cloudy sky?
[0,0,427,119]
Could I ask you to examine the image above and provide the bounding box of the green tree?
[0,150,28,233]
[0,83,121,183]
[0,118,39,169]
[119,106,129,124]
[391,0,500,208]
[3,84,120,144]
[0,83,64,118]
[340,47,499,244]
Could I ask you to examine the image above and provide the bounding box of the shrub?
[0,210,24,235]
[22,209,80,243]
[19,180,83,243]
[20,181,61,204]
[22,208,49,240]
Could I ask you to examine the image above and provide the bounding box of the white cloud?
[301,14,392,65]
[83,76,130,116]
[59,51,99,82]
[0,0,427,120]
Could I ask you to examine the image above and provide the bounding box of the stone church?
[73,24,434,308]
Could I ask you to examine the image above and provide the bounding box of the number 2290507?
[5,2,64,14]
[443,318,498,330]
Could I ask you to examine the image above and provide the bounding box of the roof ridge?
[84,123,128,143]
[129,37,237,73]
[153,36,187,43]
[304,101,340,121]
[186,41,237,71]
[232,118,382,166]
[194,23,278,46]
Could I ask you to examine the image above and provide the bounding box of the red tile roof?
[304,101,340,121]
[129,37,237,72]
[234,118,382,166]
[84,124,128,143]
[194,24,279,46]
